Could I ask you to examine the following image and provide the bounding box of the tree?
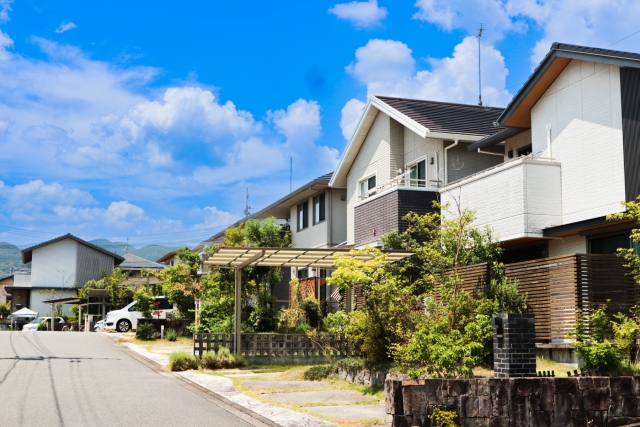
[608,199,640,284]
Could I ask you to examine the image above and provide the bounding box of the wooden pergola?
[202,247,413,353]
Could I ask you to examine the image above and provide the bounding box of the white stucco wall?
[549,235,587,256]
[30,239,78,288]
[30,288,77,316]
[346,111,392,244]
[440,159,562,241]
[531,59,625,225]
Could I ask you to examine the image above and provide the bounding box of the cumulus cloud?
[0,180,97,211]
[329,0,387,29]
[55,22,77,33]
[340,37,511,136]
[54,201,146,229]
[193,206,240,230]
[268,99,321,145]
[340,98,366,141]
[0,0,11,23]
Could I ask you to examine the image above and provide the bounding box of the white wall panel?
[31,239,78,288]
[549,235,587,256]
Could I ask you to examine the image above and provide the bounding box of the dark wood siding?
[620,67,640,202]
[354,189,438,246]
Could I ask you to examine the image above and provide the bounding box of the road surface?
[0,331,266,427]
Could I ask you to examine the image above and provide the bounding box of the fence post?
[493,314,536,378]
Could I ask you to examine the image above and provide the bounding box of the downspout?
[444,140,459,185]
[546,124,552,158]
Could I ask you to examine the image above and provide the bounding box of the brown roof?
[375,96,504,137]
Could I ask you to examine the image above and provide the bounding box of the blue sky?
[1,0,640,247]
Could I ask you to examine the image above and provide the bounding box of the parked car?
[94,319,105,331]
[104,297,174,332]
[22,317,65,331]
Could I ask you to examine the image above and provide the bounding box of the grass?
[134,336,192,347]
[536,357,577,377]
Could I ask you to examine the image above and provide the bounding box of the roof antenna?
[477,23,483,106]
[244,188,252,217]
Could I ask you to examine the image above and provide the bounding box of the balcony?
[358,169,441,201]
[439,156,562,241]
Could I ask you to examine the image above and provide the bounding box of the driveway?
[0,331,266,427]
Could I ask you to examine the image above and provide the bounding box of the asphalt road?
[0,331,264,427]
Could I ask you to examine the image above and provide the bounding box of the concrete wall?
[549,235,587,256]
[531,59,625,225]
[346,111,392,244]
[440,159,562,241]
[30,239,78,288]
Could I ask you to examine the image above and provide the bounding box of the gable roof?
[21,233,125,264]
[210,172,333,241]
[329,96,504,188]
[496,43,640,129]
[119,253,166,270]
[156,250,177,264]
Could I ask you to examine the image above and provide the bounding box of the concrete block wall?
[385,376,640,427]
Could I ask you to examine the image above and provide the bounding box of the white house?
[8,234,124,315]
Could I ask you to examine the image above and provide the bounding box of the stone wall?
[337,367,388,388]
[385,376,640,427]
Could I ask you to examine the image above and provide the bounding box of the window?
[297,200,309,230]
[297,268,309,279]
[359,175,376,196]
[407,159,426,187]
[517,145,532,157]
[313,193,326,224]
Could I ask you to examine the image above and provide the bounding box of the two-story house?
[8,234,124,315]
[329,96,505,248]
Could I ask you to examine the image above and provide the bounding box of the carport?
[44,289,122,331]
[202,247,413,353]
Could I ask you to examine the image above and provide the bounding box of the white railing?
[358,171,442,201]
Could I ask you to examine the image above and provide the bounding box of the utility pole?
[477,23,483,106]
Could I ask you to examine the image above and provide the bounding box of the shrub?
[133,288,154,319]
[336,357,366,371]
[200,350,218,370]
[232,353,246,368]
[278,307,305,333]
[300,298,321,328]
[303,365,335,381]
[165,328,177,342]
[293,322,311,334]
[216,347,234,369]
[322,311,348,334]
[37,321,48,331]
[136,323,158,340]
[169,351,198,371]
[430,408,457,427]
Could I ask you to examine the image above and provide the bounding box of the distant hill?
[89,239,180,262]
[0,242,28,277]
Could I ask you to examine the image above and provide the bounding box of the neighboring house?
[439,43,640,261]
[117,253,166,288]
[7,234,124,315]
[0,274,13,305]
[329,96,505,248]
[157,250,177,266]
[210,172,347,310]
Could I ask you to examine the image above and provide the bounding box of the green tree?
[608,199,640,284]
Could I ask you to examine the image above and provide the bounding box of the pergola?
[202,247,413,353]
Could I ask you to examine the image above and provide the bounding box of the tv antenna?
[244,188,252,217]
[477,23,483,106]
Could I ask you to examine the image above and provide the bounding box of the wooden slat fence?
[456,254,637,342]
[193,333,350,364]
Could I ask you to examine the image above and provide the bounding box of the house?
[0,274,13,306]
[210,172,347,311]
[157,250,177,266]
[329,96,505,248]
[117,253,166,289]
[7,234,124,315]
[329,42,640,343]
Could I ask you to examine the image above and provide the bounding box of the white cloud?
[54,201,147,228]
[329,0,387,29]
[194,206,240,230]
[345,37,511,103]
[268,99,321,145]
[55,22,77,33]
[0,180,97,211]
[340,98,366,141]
[97,86,259,145]
[0,0,12,23]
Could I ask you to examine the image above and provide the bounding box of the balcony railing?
[359,170,442,201]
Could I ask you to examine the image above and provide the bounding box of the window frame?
[297,200,309,231]
[405,156,427,187]
[313,193,326,225]
[359,172,377,197]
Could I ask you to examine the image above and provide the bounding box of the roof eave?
[467,127,529,151]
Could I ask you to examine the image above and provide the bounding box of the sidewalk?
[104,333,385,427]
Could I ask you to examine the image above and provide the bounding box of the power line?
[606,28,640,48]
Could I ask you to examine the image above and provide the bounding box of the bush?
[37,321,48,331]
[336,357,366,371]
[303,365,335,380]
[300,298,321,328]
[136,323,158,340]
[169,351,198,371]
[216,347,235,369]
[200,350,218,370]
[232,353,246,368]
[322,311,349,334]
[133,288,154,319]
[165,328,177,342]
[293,322,311,334]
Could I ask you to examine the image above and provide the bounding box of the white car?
[23,317,65,331]
[104,297,174,332]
